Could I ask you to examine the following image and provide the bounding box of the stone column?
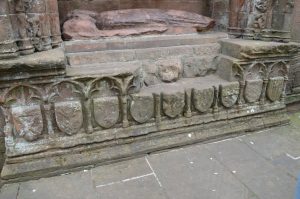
[26,0,52,51]
[229,0,244,28]
[4,0,62,56]
[9,0,35,55]
[0,0,19,59]
[47,0,62,48]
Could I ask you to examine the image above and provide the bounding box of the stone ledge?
[0,108,288,183]
[64,32,228,53]
[220,39,299,60]
[0,48,66,71]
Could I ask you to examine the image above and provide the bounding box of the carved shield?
[267,77,284,102]
[130,95,154,123]
[11,105,43,142]
[193,88,214,113]
[93,97,120,128]
[162,92,185,118]
[244,80,263,103]
[55,101,83,135]
[220,82,240,108]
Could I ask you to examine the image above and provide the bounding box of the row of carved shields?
[8,78,285,142]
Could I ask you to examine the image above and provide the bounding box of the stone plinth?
[217,39,299,105]
[0,33,293,182]
[0,48,66,88]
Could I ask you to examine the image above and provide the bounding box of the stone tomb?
[0,32,298,182]
[0,0,299,183]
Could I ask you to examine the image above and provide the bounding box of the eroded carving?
[244,80,264,103]
[62,9,215,40]
[0,0,62,59]
[162,92,185,118]
[11,105,43,141]
[267,77,285,102]
[220,82,240,108]
[130,94,154,124]
[193,88,214,113]
[93,97,120,128]
[55,101,83,135]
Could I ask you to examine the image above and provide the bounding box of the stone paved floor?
[1,112,300,199]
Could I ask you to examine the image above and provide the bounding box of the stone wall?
[57,0,210,24]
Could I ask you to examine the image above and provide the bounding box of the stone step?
[139,75,228,95]
[67,43,221,66]
[66,54,216,80]
[66,61,141,77]
[64,32,228,53]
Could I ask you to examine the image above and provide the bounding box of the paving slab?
[17,170,97,199]
[147,146,258,199]
[1,113,300,199]
[91,157,152,186]
[240,126,300,178]
[290,112,300,129]
[204,138,297,199]
[96,175,167,199]
[0,183,19,199]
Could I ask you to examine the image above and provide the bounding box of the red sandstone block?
[47,0,59,13]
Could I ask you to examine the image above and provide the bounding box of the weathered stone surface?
[0,109,289,182]
[244,80,263,103]
[0,48,65,70]
[55,101,83,135]
[267,77,285,102]
[64,33,227,53]
[0,26,295,183]
[57,0,210,25]
[0,108,5,137]
[0,183,19,199]
[130,94,154,124]
[18,171,97,199]
[157,58,183,83]
[97,175,167,199]
[162,92,185,118]
[220,39,299,60]
[0,0,62,58]
[228,0,294,42]
[182,56,216,78]
[62,9,215,40]
[148,144,257,199]
[205,138,296,199]
[93,97,120,128]
[220,82,240,108]
[11,105,43,142]
[0,13,19,59]
[193,88,214,113]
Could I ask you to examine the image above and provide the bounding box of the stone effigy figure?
[62,9,215,40]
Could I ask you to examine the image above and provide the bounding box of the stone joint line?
[96,173,155,188]
[145,157,163,187]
